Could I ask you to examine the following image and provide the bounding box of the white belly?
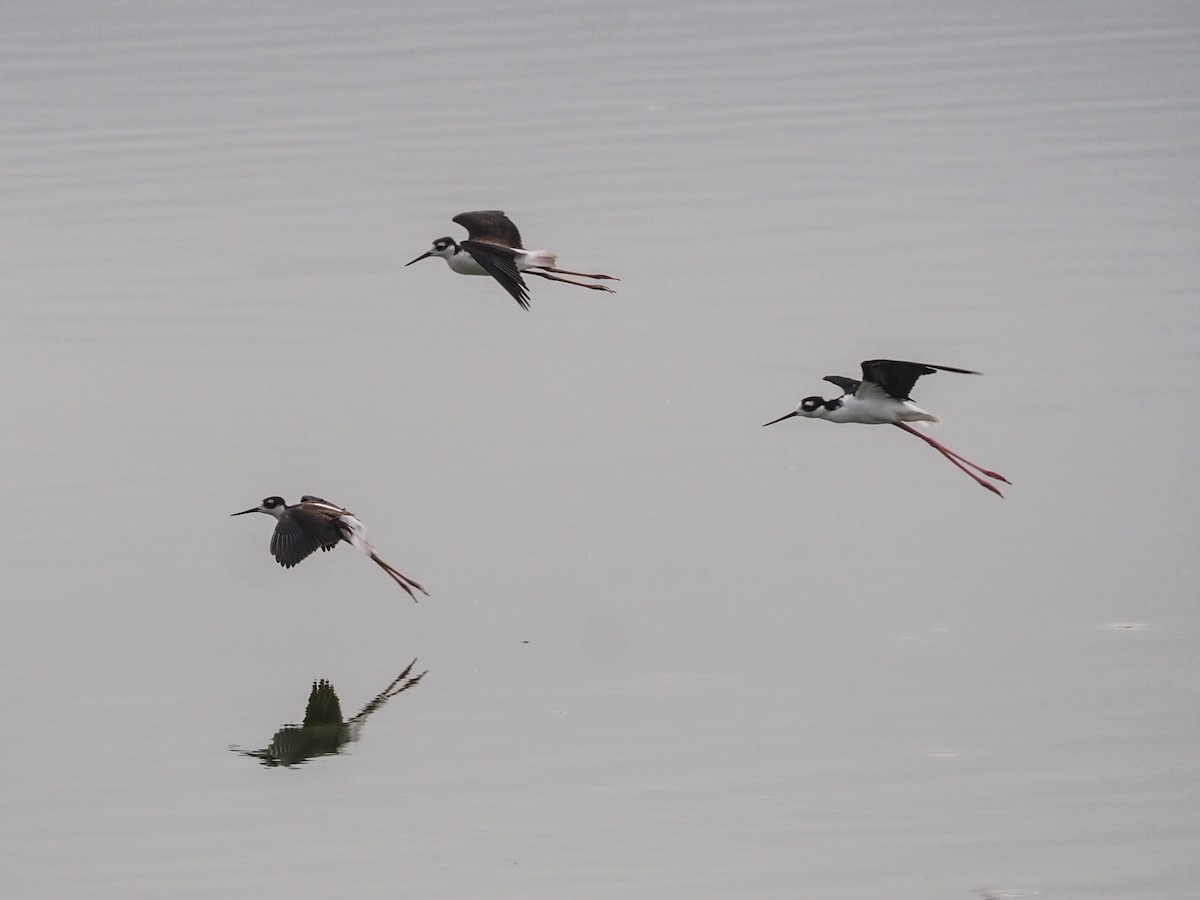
[834,396,938,425]
[446,253,490,276]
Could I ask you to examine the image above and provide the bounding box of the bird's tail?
[370,553,429,602]
[523,249,557,269]
[905,404,941,426]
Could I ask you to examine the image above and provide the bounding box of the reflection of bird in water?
[234,660,426,768]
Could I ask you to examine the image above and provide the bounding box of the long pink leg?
[894,423,1009,496]
[370,553,428,602]
[527,265,619,281]
[914,431,1010,483]
[524,270,616,292]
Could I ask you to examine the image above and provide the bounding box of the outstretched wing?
[453,210,523,248]
[461,240,531,309]
[822,375,861,396]
[270,511,342,568]
[860,359,979,400]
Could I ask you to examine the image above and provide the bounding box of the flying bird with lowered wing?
[232,495,428,599]
[406,210,618,309]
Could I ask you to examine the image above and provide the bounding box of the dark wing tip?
[860,359,981,401]
[269,514,338,568]
[861,359,980,376]
[823,374,861,395]
[923,363,982,376]
[453,209,507,221]
[462,240,531,308]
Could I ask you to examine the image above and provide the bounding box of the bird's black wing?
[860,359,979,400]
[461,240,531,309]
[453,210,523,248]
[270,511,342,568]
[823,375,861,396]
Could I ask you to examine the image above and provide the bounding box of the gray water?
[2,2,1197,898]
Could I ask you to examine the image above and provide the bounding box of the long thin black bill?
[762,411,800,427]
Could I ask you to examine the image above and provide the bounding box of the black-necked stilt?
[763,359,1011,496]
[405,210,618,310]
[236,660,426,767]
[231,495,428,599]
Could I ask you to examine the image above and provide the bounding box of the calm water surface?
[2,2,1197,897]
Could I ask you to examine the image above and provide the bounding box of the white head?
[405,237,457,266]
[231,496,288,519]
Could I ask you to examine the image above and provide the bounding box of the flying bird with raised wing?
[764,359,1011,496]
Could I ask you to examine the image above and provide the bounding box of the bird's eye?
[801,397,822,412]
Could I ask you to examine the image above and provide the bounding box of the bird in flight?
[232,495,428,599]
[764,359,1011,496]
[406,210,618,309]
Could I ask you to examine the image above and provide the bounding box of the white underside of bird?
[445,246,557,276]
[827,395,940,425]
[333,513,377,556]
[763,358,1007,497]
[817,383,941,425]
